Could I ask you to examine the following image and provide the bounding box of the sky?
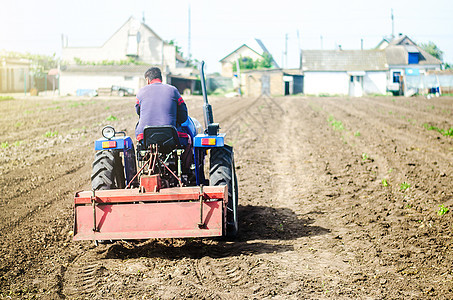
[1,0,452,73]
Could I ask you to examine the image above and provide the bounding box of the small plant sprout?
[1,141,9,149]
[362,153,369,161]
[400,182,411,192]
[44,131,58,138]
[438,205,449,216]
[106,115,118,121]
[354,131,361,137]
[382,178,388,187]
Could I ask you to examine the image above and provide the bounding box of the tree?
[419,41,444,61]
[167,39,183,57]
[232,53,274,72]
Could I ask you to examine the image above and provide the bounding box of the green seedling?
[438,205,449,216]
[362,153,369,161]
[400,182,411,192]
[44,131,58,138]
[327,115,344,131]
[354,131,361,137]
[106,115,118,121]
[1,142,9,149]
[423,124,453,137]
[382,178,388,187]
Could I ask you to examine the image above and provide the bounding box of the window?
[393,72,401,83]
[408,52,419,64]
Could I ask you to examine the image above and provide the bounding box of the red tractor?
[73,61,238,243]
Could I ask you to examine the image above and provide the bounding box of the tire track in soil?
[62,251,102,298]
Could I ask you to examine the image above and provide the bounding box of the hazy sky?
[1,0,452,72]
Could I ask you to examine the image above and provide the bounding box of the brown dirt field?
[0,94,452,299]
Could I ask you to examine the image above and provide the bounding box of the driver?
[135,67,188,142]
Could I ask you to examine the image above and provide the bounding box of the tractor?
[73,61,238,242]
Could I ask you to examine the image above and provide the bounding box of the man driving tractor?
[135,67,192,167]
[135,67,189,141]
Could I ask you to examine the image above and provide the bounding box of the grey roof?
[405,45,419,53]
[302,50,387,71]
[385,45,442,66]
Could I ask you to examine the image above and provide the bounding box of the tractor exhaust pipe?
[199,61,218,135]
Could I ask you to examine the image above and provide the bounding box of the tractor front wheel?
[91,150,125,190]
[210,145,238,240]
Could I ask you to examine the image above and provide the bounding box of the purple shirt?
[135,80,188,140]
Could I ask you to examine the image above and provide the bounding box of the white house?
[60,17,197,95]
[301,49,388,97]
[381,35,442,95]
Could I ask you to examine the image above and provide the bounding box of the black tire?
[210,145,238,239]
[91,150,125,190]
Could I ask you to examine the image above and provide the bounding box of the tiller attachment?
[73,176,227,241]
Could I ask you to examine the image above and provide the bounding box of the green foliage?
[232,53,274,72]
[354,131,361,137]
[44,131,58,138]
[400,181,411,192]
[167,39,183,56]
[444,62,452,69]
[437,204,449,216]
[382,178,389,187]
[361,152,369,161]
[106,115,118,121]
[327,115,344,131]
[419,41,443,60]
[1,141,9,148]
[73,56,145,66]
[1,50,58,78]
[0,96,14,101]
[423,123,453,137]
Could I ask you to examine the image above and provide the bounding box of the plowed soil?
[0,94,452,299]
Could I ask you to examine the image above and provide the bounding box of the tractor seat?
[143,125,182,154]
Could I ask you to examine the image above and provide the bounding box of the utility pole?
[297,30,301,57]
[284,33,288,69]
[188,3,192,59]
[391,9,395,40]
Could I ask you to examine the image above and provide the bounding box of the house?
[60,17,198,95]
[219,39,279,78]
[237,68,303,97]
[219,44,263,78]
[301,49,388,96]
[300,34,443,97]
[0,57,31,93]
[380,34,442,95]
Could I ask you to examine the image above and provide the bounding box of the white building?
[301,50,388,97]
[60,17,197,96]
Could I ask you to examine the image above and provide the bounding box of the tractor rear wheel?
[210,145,238,239]
[91,150,125,190]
